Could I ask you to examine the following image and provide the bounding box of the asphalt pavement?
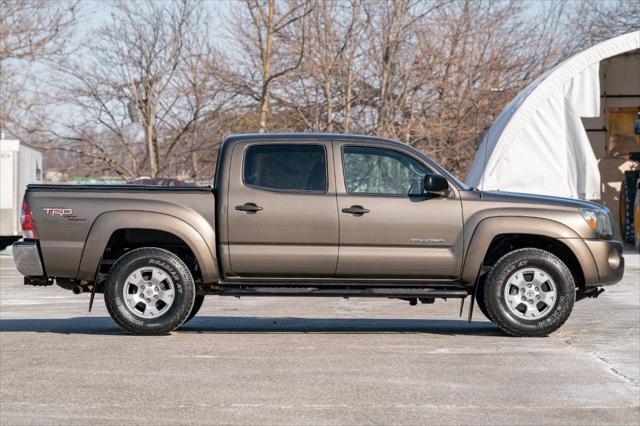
[1,251,638,425]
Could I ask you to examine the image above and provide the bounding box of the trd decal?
[43,208,73,216]
[43,207,87,222]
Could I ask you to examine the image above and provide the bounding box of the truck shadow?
[0,316,501,336]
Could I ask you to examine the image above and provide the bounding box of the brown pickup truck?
[12,133,624,336]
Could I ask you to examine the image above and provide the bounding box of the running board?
[206,286,469,298]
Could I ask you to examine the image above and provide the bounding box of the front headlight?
[580,208,613,239]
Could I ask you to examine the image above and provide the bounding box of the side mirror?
[423,173,449,193]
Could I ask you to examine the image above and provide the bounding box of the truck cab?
[216,134,464,281]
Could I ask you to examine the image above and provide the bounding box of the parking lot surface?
[1,252,639,425]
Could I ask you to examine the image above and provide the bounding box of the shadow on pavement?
[0,316,501,336]
[182,317,501,336]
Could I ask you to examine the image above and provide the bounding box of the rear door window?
[244,144,327,192]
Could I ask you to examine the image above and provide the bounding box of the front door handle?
[341,205,370,215]
[235,202,263,213]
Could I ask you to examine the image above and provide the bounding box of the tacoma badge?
[410,237,445,244]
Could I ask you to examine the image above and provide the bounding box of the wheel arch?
[480,234,585,288]
[77,211,219,284]
[461,217,598,287]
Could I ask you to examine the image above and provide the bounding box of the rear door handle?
[235,202,263,213]
[341,205,370,215]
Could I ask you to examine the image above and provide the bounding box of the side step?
[207,286,469,298]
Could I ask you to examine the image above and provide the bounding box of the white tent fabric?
[466,31,640,200]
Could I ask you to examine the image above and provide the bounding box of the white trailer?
[1,135,43,250]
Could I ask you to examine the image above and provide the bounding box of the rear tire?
[182,294,205,325]
[104,247,195,335]
[484,248,575,337]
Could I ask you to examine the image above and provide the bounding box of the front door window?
[342,146,429,196]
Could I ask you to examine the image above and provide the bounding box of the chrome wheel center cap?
[526,290,535,298]
[144,286,155,297]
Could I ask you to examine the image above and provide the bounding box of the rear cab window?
[243,144,327,192]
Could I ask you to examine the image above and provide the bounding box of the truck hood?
[478,190,604,211]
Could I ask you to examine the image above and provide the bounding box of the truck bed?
[25,184,216,280]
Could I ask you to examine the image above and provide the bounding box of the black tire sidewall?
[183,294,205,324]
[105,248,195,334]
[485,249,575,336]
[475,275,492,320]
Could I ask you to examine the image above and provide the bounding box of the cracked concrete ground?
[1,251,638,425]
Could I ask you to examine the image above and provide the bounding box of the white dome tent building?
[466,31,640,238]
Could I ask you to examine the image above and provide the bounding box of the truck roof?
[222,132,409,149]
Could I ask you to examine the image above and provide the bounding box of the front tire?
[484,248,575,337]
[104,248,195,335]
[475,275,492,320]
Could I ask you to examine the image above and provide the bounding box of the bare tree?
[339,0,370,133]
[222,0,573,176]
[570,0,639,49]
[403,0,568,175]
[231,0,312,132]
[367,0,440,136]
[0,0,77,61]
[38,0,234,179]
[0,0,78,131]
[10,0,629,181]
[279,0,370,133]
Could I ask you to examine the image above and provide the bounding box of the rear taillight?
[20,201,38,239]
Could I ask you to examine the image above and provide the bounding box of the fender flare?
[460,216,598,284]
[77,210,219,283]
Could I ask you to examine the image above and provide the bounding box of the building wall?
[583,50,640,239]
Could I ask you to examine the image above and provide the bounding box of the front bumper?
[584,239,624,285]
[12,240,44,277]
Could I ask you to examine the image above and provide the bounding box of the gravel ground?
[1,251,638,425]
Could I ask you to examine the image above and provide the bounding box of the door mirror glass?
[423,173,449,193]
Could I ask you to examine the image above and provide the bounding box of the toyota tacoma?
[12,133,624,336]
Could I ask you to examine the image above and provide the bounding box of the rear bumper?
[12,240,44,277]
[584,239,624,285]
